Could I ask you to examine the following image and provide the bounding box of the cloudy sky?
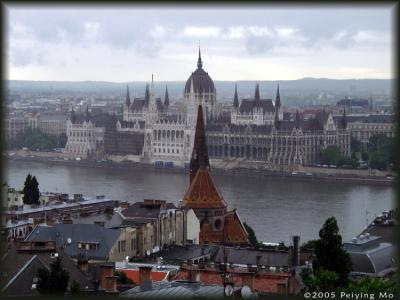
[5,4,395,82]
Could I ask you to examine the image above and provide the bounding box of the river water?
[5,160,395,244]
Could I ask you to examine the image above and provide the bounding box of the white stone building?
[120,49,217,166]
[3,185,24,209]
[231,83,283,126]
[64,108,106,159]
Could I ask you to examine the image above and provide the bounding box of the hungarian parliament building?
[64,49,389,171]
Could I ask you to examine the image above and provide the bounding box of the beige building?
[38,114,67,136]
[344,114,395,146]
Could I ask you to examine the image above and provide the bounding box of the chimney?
[104,276,118,293]
[138,266,152,286]
[292,236,300,267]
[100,264,117,293]
[242,272,255,292]
[188,267,199,282]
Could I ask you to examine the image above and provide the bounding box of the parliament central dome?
[184,49,216,94]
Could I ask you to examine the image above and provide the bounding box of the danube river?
[5,160,395,244]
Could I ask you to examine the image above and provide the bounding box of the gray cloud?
[6,5,394,80]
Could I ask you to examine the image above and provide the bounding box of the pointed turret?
[197,44,203,69]
[126,85,131,107]
[70,106,76,124]
[150,74,155,96]
[254,82,260,101]
[341,106,347,129]
[164,85,169,107]
[144,83,150,102]
[189,105,210,183]
[295,110,301,129]
[275,83,281,109]
[233,83,239,109]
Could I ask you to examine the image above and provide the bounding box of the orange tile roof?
[182,169,227,209]
[176,267,291,294]
[200,210,249,245]
[119,269,168,284]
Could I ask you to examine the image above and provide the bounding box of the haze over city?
[6,4,395,81]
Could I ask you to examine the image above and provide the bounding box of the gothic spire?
[342,106,347,129]
[275,83,281,109]
[189,104,210,183]
[254,82,260,101]
[144,83,150,102]
[197,44,203,69]
[126,84,131,107]
[164,85,169,107]
[295,109,301,129]
[274,107,280,130]
[233,83,239,109]
[70,106,76,124]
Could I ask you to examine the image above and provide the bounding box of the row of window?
[154,148,180,154]
[153,130,185,140]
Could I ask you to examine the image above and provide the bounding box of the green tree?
[367,134,395,171]
[350,137,361,154]
[7,128,59,151]
[369,151,388,170]
[70,280,81,294]
[36,257,69,295]
[321,146,342,165]
[300,239,318,250]
[345,277,398,295]
[301,268,339,292]
[243,222,258,246]
[115,270,134,284]
[22,174,40,205]
[313,217,352,286]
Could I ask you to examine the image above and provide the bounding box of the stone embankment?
[5,150,396,186]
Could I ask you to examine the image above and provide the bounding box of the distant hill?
[6,78,394,106]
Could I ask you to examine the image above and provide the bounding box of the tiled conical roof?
[183,168,227,209]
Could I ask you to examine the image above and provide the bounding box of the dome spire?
[197,42,203,69]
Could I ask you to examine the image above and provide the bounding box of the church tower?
[182,105,249,245]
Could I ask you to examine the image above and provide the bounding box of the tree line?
[321,134,396,171]
[7,128,67,151]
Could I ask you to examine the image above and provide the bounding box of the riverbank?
[5,153,396,186]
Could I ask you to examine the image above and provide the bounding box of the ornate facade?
[231,83,282,126]
[64,109,113,159]
[207,101,350,171]
[120,49,217,166]
[64,48,364,170]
